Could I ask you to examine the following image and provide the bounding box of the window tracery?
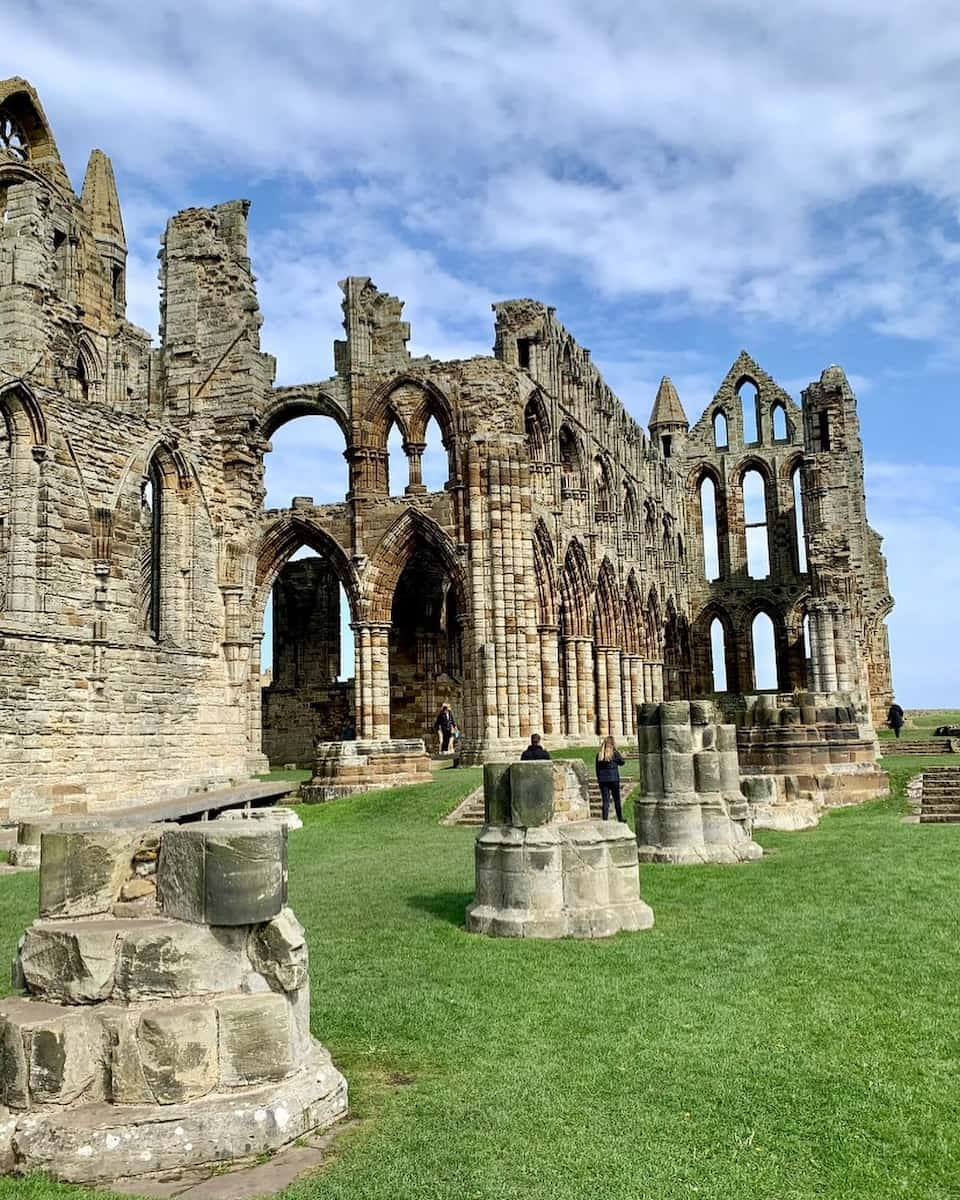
[0,110,29,162]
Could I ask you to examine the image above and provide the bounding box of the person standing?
[887,700,904,739]
[434,703,456,753]
[520,733,551,760]
[596,736,626,821]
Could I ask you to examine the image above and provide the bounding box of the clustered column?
[539,624,562,735]
[354,621,391,739]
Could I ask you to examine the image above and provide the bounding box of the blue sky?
[9,0,960,706]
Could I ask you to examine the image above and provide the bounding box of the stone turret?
[648,375,688,460]
[81,149,126,315]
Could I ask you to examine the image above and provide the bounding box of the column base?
[301,739,433,802]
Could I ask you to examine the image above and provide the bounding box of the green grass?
[877,709,960,741]
[3,758,960,1199]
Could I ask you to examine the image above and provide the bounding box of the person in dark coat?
[520,733,551,760]
[887,701,904,739]
[340,716,356,741]
[596,736,626,821]
[434,703,456,752]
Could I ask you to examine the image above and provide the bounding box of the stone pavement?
[110,1122,355,1198]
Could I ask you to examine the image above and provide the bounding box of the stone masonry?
[0,77,894,819]
[0,820,347,1184]
[466,759,654,938]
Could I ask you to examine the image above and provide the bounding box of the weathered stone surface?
[0,1105,15,1174]
[483,763,511,824]
[158,827,287,926]
[9,1046,347,1184]
[0,998,103,1109]
[115,921,246,1001]
[137,1007,218,1105]
[39,829,140,918]
[19,920,120,1004]
[120,878,156,902]
[217,993,295,1086]
[248,907,307,993]
[508,762,555,827]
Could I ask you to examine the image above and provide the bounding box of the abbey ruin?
[0,78,895,821]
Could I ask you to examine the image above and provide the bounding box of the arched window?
[791,465,807,573]
[524,395,550,463]
[710,617,727,692]
[772,403,788,440]
[386,419,406,497]
[713,410,728,449]
[742,469,769,578]
[752,612,778,690]
[699,476,720,581]
[0,388,43,616]
[558,425,583,494]
[594,456,611,511]
[677,533,685,564]
[738,380,759,444]
[421,415,447,491]
[802,611,812,668]
[623,484,639,531]
[139,461,162,640]
[264,414,349,508]
[76,355,89,403]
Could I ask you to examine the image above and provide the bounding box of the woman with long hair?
[596,736,626,821]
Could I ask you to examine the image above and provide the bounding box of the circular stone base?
[4,1045,347,1185]
[637,841,764,865]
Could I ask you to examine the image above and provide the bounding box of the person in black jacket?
[434,703,456,752]
[596,736,626,821]
[520,733,551,760]
[887,701,904,738]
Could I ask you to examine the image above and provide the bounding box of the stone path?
[110,1122,355,1198]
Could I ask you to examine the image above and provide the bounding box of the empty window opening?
[112,265,124,305]
[713,410,728,449]
[818,410,831,451]
[743,469,770,578]
[421,415,447,491]
[792,465,808,573]
[517,338,532,369]
[76,355,89,403]
[772,403,788,440]
[739,380,759,444]
[264,415,348,509]
[661,434,672,458]
[559,425,582,493]
[677,534,685,563]
[710,618,727,692]
[699,476,720,581]
[802,612,812,663]
[752,612,778,690]
[594,457,611,511]
[140,464,162,640]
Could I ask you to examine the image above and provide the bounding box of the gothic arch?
[557,423,585,492]
[0,381,46,447]
[366,375,456,451]
[594,557,622,648]
[255,516,360,626]
[362,507,465,624]
[532,518,557,626]
[0,383,45,616]
[524,390,551,462]
[558,538,592,638]
[623,571,646,656]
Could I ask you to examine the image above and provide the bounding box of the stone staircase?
[918,767,960,823]
[883,737,954,756]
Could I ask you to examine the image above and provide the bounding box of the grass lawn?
[2,750,960,1199]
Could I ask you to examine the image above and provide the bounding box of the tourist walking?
[434,703,456,753]
[596,736,626,821]
[887,700,904,739]
[520,733,551,760]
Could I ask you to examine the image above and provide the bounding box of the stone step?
[885,740,954,755]
[919,814,960,823]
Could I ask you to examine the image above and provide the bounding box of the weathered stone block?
[19,920,121,1004]
[0,999,103,1109]
[158,826,287,926]
[508,762,555,827]
[217,993,295,1086]
[248,906,308,993]
[115,920,246,1001]
[39,829,139,918]
[483,762,511,824]
[137,1006,218,1104]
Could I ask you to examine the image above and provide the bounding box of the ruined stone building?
[0,78,894,820]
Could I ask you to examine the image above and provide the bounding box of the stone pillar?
[832,605,853,693]
[563,637,581,737]
[403,441,426,495]
[354,622,390,739]
[576,638,596,739]
[596,647,609,736]
[605,648,624,738]
[539,625,562,736]
[814,606,838,695]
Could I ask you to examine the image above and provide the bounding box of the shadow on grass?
[406,890,473,927]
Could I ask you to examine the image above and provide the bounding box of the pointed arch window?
[699,476,720,581]
[558,425,583,495]
[713,410,728,449]
[772,403,788,441]
[140,461,163,640]
[738,380,759,444]
[710,618,728,692]
[791,464,807,573]
[752,612,778,690]
[743,469,770,578]
[386,418,406,497]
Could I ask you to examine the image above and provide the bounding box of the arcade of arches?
[0,77,894,819]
